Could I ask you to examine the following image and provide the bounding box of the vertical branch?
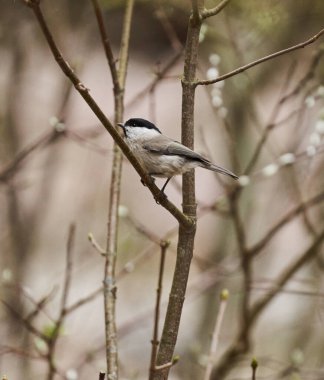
[101,0,134,379]
[23,0,190,225]
[90,0,120,92]
[149,241,169,380]
[154,2,204,378]
[251,358,258,380]
[117,0,134,91]
[47,224,75,380]
[60,224,75,312]
[211,230,324,380]
[203,290,229,380]
[229,193,250,348]
[153,1,233,377]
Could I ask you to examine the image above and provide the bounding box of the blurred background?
[1,0,324,379]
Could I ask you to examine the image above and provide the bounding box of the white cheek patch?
[125,127,160,141]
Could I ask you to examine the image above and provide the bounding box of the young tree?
[1,1,324,379]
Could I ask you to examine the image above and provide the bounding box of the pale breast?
[126,134,200,178]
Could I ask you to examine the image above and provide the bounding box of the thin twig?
[0,125,111,185]
[210,229,324,380]
[154,5,183,51]
[88,232,107,255]
[149,241,169,380]
[244,48,324,174]
[65,238,171,317]
[63,286,102,315]
[125,214,161,245]
[90,0,119,92]
[2,300,48,342]
[0,345,44,360]
[66,130,109,155]
[154,358,179,371]
[251,358,258,380]
[279,47,324,105]
[102,0,134,377]
[195,28,324,86]
[249,190,324,257]
[46,224,76,380]
[249,284,324,299]
[0,129,56,183]
[117,0,134,89]
[229,192,250,348]
[24,288,57,324]
[74,261,232,369]
[153,0,204,376]
[203,289,229,380]
[201,0,231,19]
[126,51,183,111]
[60,224,75,313]
[22,0,193,229]
[243,61,299,175]
[3,283,57,324]
[250,229,324,321]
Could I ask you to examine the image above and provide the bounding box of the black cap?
[124,118,161,134]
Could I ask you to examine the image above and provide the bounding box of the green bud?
[172,355,180,364]
[220,289,229,301]
[251,357,258,369]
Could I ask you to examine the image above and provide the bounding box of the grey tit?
[118,118,238,193]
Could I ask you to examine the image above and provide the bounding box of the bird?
[118,118,238,193]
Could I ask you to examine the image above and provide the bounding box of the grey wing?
[143,135,238,179]
[143,136,208,163]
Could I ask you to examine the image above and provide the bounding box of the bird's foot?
[141,176,155,187]
[154,190,167,205]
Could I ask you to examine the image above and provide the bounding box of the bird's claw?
[141,177,155,187]
[155,191,167,204]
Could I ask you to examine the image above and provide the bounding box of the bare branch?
[0,129,56,183]
[125,214,161,245]
[149,241,169,380]
[211,230,324,380]
[60,224,75,313]
[0,345,44,360]
[249,190,324,257]
[195,28,324,86]
[250,229,324,320]
[154,6,183,51]
[203,290,229,380]
[22,0,194,230]
[154,0,202,375]
[278,47,324,105]
[244,48,324,174]
[251,358,258,380]
[90,0,120,92]
[2,300,48,342]
[126,51,183,110]
[64,286,102,315]
[46,224,76,380]
[201,0,231,19]
[250,284,324,299]
[88,232,107,256]
[102,0,135,377]
[117,0,134,88]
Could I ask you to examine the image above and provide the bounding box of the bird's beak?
[117,122,126,137]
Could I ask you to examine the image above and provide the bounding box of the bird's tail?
[205,162,239,180]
